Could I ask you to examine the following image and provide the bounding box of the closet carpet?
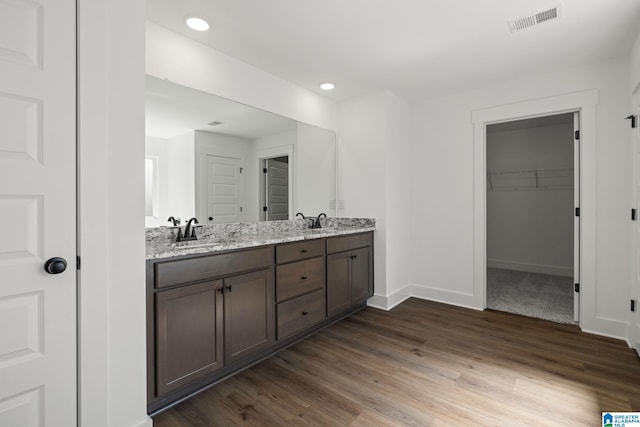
[487,267,575,324]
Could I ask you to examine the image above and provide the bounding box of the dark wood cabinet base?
[147,231,374,415]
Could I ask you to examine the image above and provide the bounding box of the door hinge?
[240,206,243,213]
[574,130,580,140]
[574,283,580,293]
[633,209,637,221]
[263,168,268,173]
[239,167,243,174]
[76,256,81,270]
[263,206,267,212]
[626,115,637,128]
[575,207,580,217]
[631,299,636,312]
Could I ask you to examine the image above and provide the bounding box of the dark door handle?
[226,286,232,292]
[44,257,67,274]
[208,216,213,221]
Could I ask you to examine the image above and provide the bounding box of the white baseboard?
[369,283,633,345]
[581,316,630,344]
[487,259,573,277]
[133,416,153,427]
[367,286,411,311]
[409,283,483,311]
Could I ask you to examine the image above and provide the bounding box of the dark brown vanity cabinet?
[327,233,374,317]
[155,280,224,396]
[275,239,326,340]
[149,247,274,404]
[223,269,275,363]
[147,231,374,414]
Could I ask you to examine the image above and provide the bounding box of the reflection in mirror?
[144,75,337,227]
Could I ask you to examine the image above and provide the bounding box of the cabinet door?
[224,269,275,363]
[156,280,224,396]
[327,251,351,316]
[350,247,372,304]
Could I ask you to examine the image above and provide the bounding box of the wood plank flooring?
[152,298,640,426]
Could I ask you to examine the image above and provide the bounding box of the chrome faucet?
[311,213,327,229]
[178,217,199,242]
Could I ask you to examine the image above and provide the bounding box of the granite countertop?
[146,218,375,260]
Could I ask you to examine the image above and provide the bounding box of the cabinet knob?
[302,311,309,316]
[301,275,308,280]
[300,249,308,253]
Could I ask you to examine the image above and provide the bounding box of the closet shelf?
[487,167,574,191]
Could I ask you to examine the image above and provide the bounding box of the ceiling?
[145,76,297,140]
[146,0,640,102]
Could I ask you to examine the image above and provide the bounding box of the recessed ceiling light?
[186,17,210,32]
[320,83,335,91]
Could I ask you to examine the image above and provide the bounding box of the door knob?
[44,257,67,274]
[208,216,213,221]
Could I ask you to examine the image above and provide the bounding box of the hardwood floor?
[152,298,640,426]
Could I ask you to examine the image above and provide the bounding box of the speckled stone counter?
[146,218,375,260]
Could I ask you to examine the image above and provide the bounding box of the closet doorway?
[485,112,579,324]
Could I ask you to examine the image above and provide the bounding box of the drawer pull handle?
[226,286,232,292]
[218,287,224,294]
[301,275,308,280]
[300,249,308,253]
[302,311,309,316]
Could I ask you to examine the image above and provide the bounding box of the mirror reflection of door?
[261,156,289,221]
[206,155,243,223]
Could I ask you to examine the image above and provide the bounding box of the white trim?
[487,259,573,277]
[367,286,412,311]
[409,283,482,311]
[255,145,294,220]
[472,90,598,330]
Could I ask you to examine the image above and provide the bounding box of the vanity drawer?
[154,247,273,288]
[326,232,373,254]
[277,289,325,340]
[276,239,325,264]
[276,257,324,302]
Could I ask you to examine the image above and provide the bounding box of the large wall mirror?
[145,75,337,227]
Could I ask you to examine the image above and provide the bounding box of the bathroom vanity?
[146,220,374,414]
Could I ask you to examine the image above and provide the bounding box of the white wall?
[411,57,632,339]
[145,136,169,227]
[337,91,413,305]
[296,122,336,217]
[486,122,574,276]
[78,0,151,426]
[167,131,196,222]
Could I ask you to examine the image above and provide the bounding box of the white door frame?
[472,90,598,329]
[255,145,294,221]
[631,85,640,355]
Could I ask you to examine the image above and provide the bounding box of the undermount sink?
[172,240,223,249]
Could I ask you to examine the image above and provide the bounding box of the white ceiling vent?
[508,4,563,33]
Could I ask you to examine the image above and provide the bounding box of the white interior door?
[0,1,77,426]
[573,112,581,323]
[206,155,243,224]
[632,96,640,356]
[265,157,289,221]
